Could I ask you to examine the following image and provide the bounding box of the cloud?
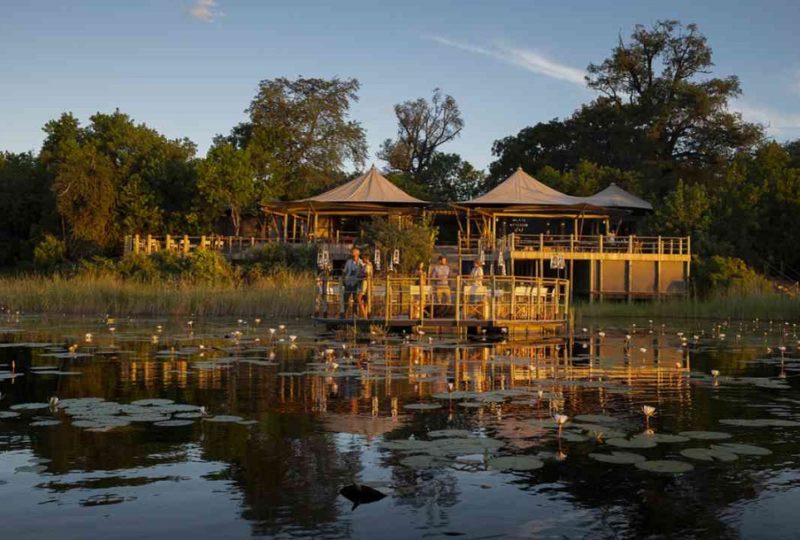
[189,0,221,22]
[431,36,586,86]
[733,100,800,134]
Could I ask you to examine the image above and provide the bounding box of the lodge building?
[262,166,691,302]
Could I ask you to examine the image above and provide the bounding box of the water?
[1,316,800,539]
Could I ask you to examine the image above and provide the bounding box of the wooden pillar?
[626,260,633,303]
[182,235,190,254]
[146,234,153,254]
[598,259,604,303]
[133,234,140,255]
[589,257,596,304]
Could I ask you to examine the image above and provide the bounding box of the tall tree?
[226,77,368,200]
[197,143,256,236]
[489,20,763,195]
[379,88,464,182]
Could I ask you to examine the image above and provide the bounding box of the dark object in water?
[339,483,386,510]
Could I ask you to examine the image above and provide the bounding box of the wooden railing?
[314,274,570,326]
[457,233,690,257]
[124,234,292,256]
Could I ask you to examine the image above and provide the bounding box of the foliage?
[197,143,256,235]
[649,179,712,252]
[360,216,437,273]
[536,160,642,197]
[692,256,773,297]
[488,20,763,196]
[238,243,317,274]
[379,88,464,182]
[225,76,368,200]
[0,152,55,266]
[33,234,67,270]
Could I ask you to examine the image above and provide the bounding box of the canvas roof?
[302,165,425,204]
[463,167,586,206]
[584,183,653,210]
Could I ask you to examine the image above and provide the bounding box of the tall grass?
[576,293,800,322]
[0,272,316,318]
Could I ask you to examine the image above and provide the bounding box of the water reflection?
[0,316,799,538]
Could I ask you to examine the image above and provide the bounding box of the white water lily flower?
[711,370,720,377]
[642,405,656,418]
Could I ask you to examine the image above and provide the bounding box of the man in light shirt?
[430,255,452,308]
[340,247,364,317]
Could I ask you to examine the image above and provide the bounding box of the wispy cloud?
[733,100,800,135]
[431,36,586,86]
[189,0,222,22]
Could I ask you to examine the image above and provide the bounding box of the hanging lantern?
[392,248,400,265]
[374,246,382,272]
[498,251,507,276]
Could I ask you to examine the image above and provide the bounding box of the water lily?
[553,413,569,435]
[711,369,720,377]
[289,335,297,343]
[49,396,59,409]
[642,405,656,429]
[84,333,93,343]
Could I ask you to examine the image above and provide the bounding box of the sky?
[1,0,799,169]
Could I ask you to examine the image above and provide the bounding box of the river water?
[1,315,799,539]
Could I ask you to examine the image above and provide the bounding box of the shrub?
[693,256,773,297]
[239,243,317,273]
[360,216,437,273]
[33,234,67,270]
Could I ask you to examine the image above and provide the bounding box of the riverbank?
[0,273,316,317]
[575,293,800,322]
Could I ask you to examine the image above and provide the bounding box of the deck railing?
[314,274,570,326]
[458,233,690,257]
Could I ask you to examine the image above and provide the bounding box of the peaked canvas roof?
[585,183,652,211]
[303,165,425,204]
[464,168,586,206]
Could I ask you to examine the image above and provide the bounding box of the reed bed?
[576,293,800,322]
[0,273,316,318]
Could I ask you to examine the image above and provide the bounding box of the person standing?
[358,253,374,318]
[341,247,364,317]
[430,255,452,306]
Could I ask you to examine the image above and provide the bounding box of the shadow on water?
[0,315,799,538]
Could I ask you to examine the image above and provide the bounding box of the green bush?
[239,243,317,273]
[693,256,773,297]
[360,216,437,273]
[182,249,238,284]
[33,234,67,270]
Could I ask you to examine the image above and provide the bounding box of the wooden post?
[200,235,206,250]
[455,275,461,325]
[182,235,190,254]
[133,234,140,255]
[589,258,596,304]
[146,234,153,254]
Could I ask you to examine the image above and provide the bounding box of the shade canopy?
[302,165,425,204]
[584,183,653,211]
[464,167,585,206]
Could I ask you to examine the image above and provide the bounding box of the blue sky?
[2,0,799,169]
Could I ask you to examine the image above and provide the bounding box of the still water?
[1,315,799,539]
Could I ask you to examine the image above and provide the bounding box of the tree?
[650,179,713,253]
[197,143,256,236]
[488,21,763,195]
[423,153,485,201]
[536,160,643,197]
[379,89,464,182]
[51,143,116,250]
[226,77,368,200]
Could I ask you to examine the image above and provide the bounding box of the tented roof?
[584,183,652,210]
[463,168,586,206]
[303,165,425,204]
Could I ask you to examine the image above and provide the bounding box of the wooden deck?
[314,275,570,335]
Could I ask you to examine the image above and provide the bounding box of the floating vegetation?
[719,418,800,428]
[678,431,733,440]
[680,447,739,462]
[633,432,691,443]
[402,403,442,411]
[10,402,50,411]
[30,420,61,427]
[488,456,544,471]
[711,443,772,456]
[154,420,195,427]
[400,455,450,469]
[635,460,694,474]
[605,437,658,449]
[428,429,472,438]
[589,451,646,464]
[203,415,243,423]
[574,414,619,424]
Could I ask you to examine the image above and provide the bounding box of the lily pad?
[605,437,657,449]
[678,431,732,440]
[574,414,619,424]
[488,456,544,471]
[131,399,174,407]
[680,447,739,462]
[719,418,800,428]
[633,432,691,443]
[711,443,772,456]
[204,415,243,423]
[154,420,195,427]
[0,411,21,419]
[635,460,694,474]
[10,403,50,411]
[403,403,442,411]
[589,451,646,464]
[30,420,62,427]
